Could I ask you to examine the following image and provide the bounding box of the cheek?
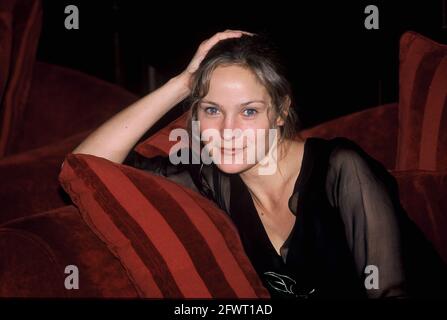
[242,123,275,160]
[198,120,216,146]
[247,118,272,141]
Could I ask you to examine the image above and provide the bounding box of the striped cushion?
[396,31,447,171]
[392,169,447,264]
[0,0,42,156]
[59,153,270,298]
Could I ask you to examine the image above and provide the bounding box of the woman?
[72,30,446,299]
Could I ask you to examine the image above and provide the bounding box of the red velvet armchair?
[1,1,446,298]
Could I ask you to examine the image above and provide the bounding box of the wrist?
[169,72,191,99]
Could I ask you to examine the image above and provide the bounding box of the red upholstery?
[0,2,445,296]
[0,130,92,224]
[0,205,139,297]
[10,61,138,154]
[0,0,42,157]
[58,153,269,298]
[396,32,447,171]
[392,169,447,262]
[0,2,137,224]
[299,102,399,171]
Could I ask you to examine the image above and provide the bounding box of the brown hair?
[184,34,301,153]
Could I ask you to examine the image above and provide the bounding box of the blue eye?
[243,109,257,117]
[204,106,220,115]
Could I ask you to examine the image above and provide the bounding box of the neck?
[239,138,301,213]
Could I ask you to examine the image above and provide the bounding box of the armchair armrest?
[299,103,398,170]
[10,62,138,154]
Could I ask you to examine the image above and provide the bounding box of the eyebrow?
[201,100,267,107]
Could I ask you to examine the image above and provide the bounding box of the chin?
[214,163,255,175]
[207,144,263,174]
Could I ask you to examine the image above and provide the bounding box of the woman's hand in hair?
[178,30,254,90]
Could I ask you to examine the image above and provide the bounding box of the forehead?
[205,65,269,103]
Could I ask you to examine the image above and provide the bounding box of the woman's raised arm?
[68,30,251,165]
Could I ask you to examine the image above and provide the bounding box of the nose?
[220,116,244,147]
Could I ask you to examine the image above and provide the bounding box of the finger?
[200,32,243,51]
[223,29,255,36]
[213,31,245,42]
[199,31,239,49]
[197,30,254,57]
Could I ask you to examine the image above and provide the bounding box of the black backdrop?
[37,0,447,129]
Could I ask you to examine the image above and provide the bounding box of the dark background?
[37,0,447,129]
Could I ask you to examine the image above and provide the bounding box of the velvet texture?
[0,205,139,297]
[0,1,137,223]
[392,169,447,263]
[0,130,91,224]
[299,103,399,170]
[0,0,42,157]
[0,2,12,104]
[0,63,137,223]
[396,31,447,171]
[10,61,138,154]
[1,13,446,297]
[59,153,270,298]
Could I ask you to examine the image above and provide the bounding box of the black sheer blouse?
[123,136,447,299]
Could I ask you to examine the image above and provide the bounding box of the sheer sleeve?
[326,138,409,298]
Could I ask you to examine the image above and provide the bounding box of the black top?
[124,136,447,299]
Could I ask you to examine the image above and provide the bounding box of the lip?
[220,146,246,155]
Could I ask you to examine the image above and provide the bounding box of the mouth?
[220,146,246,155]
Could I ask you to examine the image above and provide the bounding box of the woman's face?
[197,65,283,174]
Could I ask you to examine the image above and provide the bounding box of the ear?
[275,96,291,126]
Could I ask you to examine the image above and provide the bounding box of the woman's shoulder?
[306,136,394,188]
[309,136,381,172]
[328,137,372,170]
[311,136,398,196]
